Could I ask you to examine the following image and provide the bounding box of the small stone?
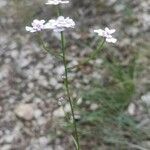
[11,50,19,58]
[141,93,150,106]
[14,104,34,121]
[4,135,14,143]
[38,136,49,146]
[141,141,150,149]
[34,98,42,104]
[95,59,103,65]
[28,82,34,89]
[77,97,82,105]
[74,114,81,121]
[55,66,64,75]
[1,145,11,150]
[64,104,71,113]
[128,103,136,116]
[55,145,64,150]
[53,107,65,117]
[90,103,98,110]
[37,117,47,126]
[34,109,42,119]
[50,78,58,86]
[20,58,30,68]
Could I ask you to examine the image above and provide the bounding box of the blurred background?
[0,0,150,149]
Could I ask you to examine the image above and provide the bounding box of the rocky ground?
[0,0,150,150]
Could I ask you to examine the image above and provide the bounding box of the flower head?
[45,0,69,5]
[44,16,75,32]
[26,19,46,33]
[94,27,117,43]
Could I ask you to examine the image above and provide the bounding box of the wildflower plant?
[25,0,117,149]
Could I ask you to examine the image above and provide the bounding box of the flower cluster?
[26,16,75,33]
[25,0,117,44]
[44,16,75,32]
[94,27,117,43]
[25,19,46,33]
[45,0,69,5]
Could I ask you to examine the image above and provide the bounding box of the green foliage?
[77,53,147,148]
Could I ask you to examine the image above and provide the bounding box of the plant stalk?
[60,31,80,150]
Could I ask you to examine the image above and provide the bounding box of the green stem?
[68,38,105,70]
[83,38,105,63]
[56,5,62,16]
[60,31,80,150]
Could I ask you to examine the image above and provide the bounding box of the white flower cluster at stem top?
[44,16,75,32]
[94,27,117,43]
[45,0,69,5]
[26,16,75,33]
[25,0,117,43]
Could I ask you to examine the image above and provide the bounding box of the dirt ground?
[0,0,150,150]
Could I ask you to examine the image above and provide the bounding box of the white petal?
[43,23,50,29]
[32,19,39,22]
[60,0,69,4]
[106,37,117,43]
[94,29,104,36]
[40,20,46,24]
[32,19,39,25]
[109,29,116,34]
[25,26,36,32]
[54,27,65,32]
[45,19,57,29]
[105,27,110,32]
[45,0,69,5]
[105,27,116,34]
[58,16,65,20]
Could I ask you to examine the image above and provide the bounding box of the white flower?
[94,27,117,43]
[45,0,69,5]
[44,19,56,29]
[44,16,75,32]
[26,19,46,33]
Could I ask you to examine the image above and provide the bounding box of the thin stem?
[60,31,80,150]
[68,38,105,70]
[56,5,62,16]
[83,38,105,63]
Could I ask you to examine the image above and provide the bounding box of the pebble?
[55,66,64,75]
[141,93,150,106]
[37,117,47,126]
[53,107,65,117]
[1,145,11,150]
[14,104,34,121]
[50,77,58,86]
[34,109,42,119]
[38,136,49,146]
[141,141,150,149]
[127,103,136,116]
[4,135,14,143]
[64,103,71,113]
[90,103,98,110]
